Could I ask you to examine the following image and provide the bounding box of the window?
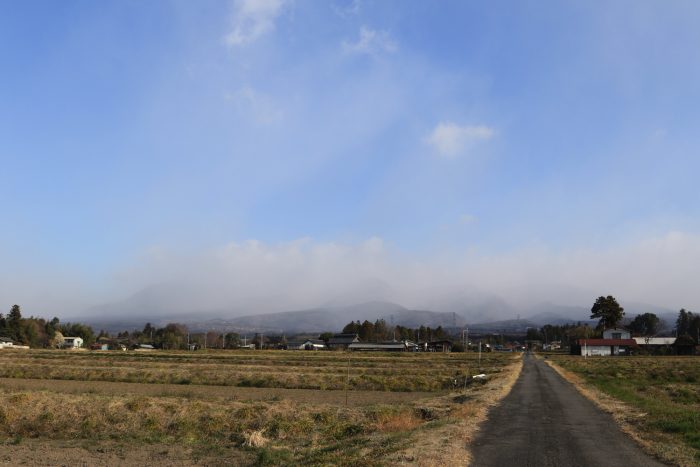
[612,333,621,339]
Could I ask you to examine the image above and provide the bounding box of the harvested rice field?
[0,349,522,466]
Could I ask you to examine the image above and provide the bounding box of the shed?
[302,339,326,350]
[578,338,637,356]
[348,340,417,352]
[62,337,84,349]
[327,333,360,350]
[426,340,453,353]
[633,337,676,346]
[0,336,14,349]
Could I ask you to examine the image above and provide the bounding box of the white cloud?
[225,86,284,124]
[342,27,398,56]
[425,122,495,158]
[7,232,700,319]
[224,0,288,48]
[90,231,700,319]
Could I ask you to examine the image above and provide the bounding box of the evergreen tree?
[590,296,624,330]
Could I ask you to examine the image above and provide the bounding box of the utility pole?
[478,341,482,373]
[345,355,351,406]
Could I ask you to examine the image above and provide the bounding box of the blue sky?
[2,1,699,316]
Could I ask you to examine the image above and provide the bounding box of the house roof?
[303,339,325,345]
[633,337,676,345]
[348,343,406,350]
[328,334,359,344]
[577,339,638,346]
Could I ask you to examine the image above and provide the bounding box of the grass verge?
[545,355,700,466]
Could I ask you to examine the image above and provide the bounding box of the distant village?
[1,298,699,356]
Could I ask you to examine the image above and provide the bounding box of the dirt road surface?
[471,353,665,466]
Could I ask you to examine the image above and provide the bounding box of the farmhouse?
[427,340,453,352]
[574,328,640,356]
[62,337,84,349]
[603,328,631,339]
[286,339,326,350]
[302,339,326,350]
[327,333,360,350]
[578,338,637,356]
[0,336,14,349]
[348,340,419,352]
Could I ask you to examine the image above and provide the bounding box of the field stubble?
[0,349,522,466]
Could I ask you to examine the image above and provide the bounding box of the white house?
[348,340,419,352]
[62,337,84,349]
[301,339,326,350]
[602,328,631,340]
[578,337,637,356]
[0,337,14,349]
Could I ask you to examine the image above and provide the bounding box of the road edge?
[386,354,525,467]
[462,354,525,466]
[543,358,691,467]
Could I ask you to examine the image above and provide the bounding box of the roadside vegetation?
[547,355,700,466]
[0,349,521,465]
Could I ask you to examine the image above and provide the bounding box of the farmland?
[0,349,521,465]
[546,355,700,466]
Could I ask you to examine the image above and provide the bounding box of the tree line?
[526,295,700,346]
[0,305,95,348]
[341,319,449,342]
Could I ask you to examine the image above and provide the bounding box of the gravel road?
[471,353,665,466]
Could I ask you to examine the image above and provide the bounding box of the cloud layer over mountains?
[4,230,691,321]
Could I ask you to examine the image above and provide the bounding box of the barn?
[577,338,638,356]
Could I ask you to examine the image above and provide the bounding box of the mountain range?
[75,283,681,335]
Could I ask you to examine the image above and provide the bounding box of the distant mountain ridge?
[76,286,681,335]
[215,301,468,333]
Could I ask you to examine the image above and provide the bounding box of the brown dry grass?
[0,349,523,465]
[0,349,513,392]
[374,410,422,433]
[385,354,525,466]
[0,377,433,405]
[243,430,268,448]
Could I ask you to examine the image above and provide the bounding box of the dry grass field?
[546,355,700,466]
[0,349,521,466]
